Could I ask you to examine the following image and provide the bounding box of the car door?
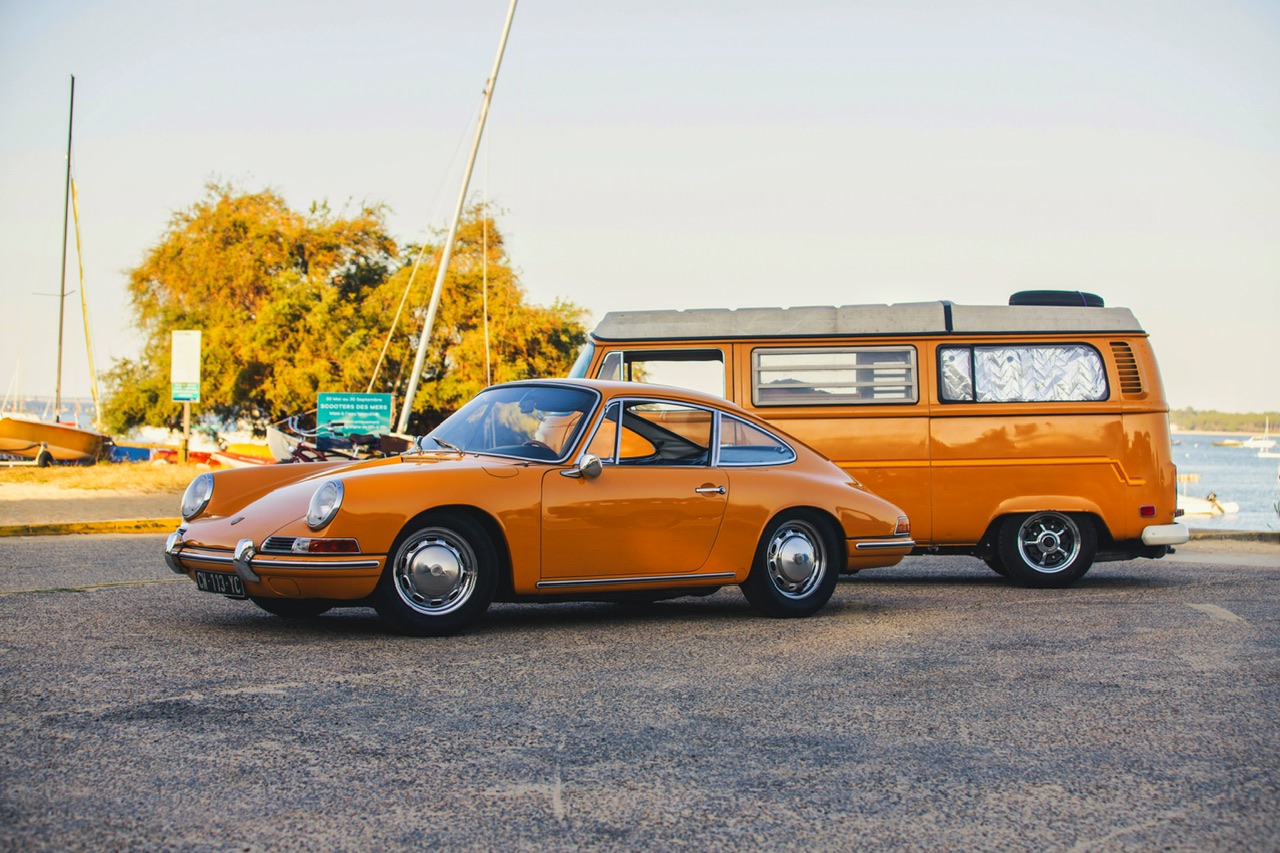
[540,399,729,580]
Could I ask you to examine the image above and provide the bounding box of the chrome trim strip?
[251,558,382,570]
[167,549,380,572]
[536,571,735,590]
[854,539,917,551]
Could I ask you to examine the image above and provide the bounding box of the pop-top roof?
[592,301,1144,341]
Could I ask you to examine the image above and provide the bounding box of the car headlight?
[180,472,214,521]
[306,480,344,530]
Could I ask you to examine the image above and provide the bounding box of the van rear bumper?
[1141,523,1189,546]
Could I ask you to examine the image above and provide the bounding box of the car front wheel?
[996,511,1096,588]
[374,513,498,636]
[740,511,841,618]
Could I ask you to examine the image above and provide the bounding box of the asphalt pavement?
[1,534,1276,850]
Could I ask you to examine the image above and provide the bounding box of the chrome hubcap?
[394,528,477,615]
[766,520,825,599]
[1016,513,1080,573]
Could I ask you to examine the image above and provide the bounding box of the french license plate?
[195,570,246,599]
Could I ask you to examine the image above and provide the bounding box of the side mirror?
[562,453,603,480]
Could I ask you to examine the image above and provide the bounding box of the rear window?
[939,344,1108,403]
[752,346,918,406]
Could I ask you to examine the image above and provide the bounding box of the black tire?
[35,449,53,468]
[374,513,498,636]
[250,597,332,618]
[740,511,841,618]
[983,555,1009,577]
[996,511,1096,588]
[1008,290,1104,308]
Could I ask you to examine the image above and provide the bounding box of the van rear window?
[939,344,1108,403]
[752,346,918,406]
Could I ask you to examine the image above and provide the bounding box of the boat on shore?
[0,412,105,465]
[1177,492,1240,516]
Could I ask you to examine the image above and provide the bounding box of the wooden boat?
[0,413,105,464]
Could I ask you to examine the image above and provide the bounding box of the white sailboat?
[0,75,107,466]
[1244,416,1276,453]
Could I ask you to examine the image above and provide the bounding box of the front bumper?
[1141,523,1190,547]
[165,530,384,600]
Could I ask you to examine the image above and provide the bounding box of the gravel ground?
[0,533,1276,850]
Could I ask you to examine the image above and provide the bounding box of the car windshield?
[426,385,598,462]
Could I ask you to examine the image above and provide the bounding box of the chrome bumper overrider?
[165,531,380,585]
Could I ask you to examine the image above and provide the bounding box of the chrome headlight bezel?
[180,472,214,521]
[306,480,344,530]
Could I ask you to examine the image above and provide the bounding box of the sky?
[1,0,1277,413]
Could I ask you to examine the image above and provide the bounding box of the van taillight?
[1139,505,1156,518]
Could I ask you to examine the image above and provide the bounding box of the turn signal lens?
[894,515,911,536]
[291,537,360,554]
[1139,505,1156,518]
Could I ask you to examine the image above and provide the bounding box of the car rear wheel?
[250,597,332,618]
[740,511,840,618]
[374,513,498,636]
[996,511,1096,588]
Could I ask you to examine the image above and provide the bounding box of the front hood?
[179,452,531,550]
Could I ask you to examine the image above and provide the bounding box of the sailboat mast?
[55,74,75,421]
[396,0,518,434]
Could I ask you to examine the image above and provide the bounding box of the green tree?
[102,187,587,434]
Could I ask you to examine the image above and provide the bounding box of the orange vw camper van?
[569,292,1188,587]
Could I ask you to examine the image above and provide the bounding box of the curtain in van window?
[941,345,1107,403]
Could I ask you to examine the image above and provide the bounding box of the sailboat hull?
[0,415,105,462]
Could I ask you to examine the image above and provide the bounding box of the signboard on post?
[318,393,393,436]
[170,330,202,402]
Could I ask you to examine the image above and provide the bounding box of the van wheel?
[997,512,1096,588]
[740,511,840,618]
[374,513,497,636]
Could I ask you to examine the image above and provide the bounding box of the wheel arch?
[391,504,515,598]
[762,505,849,568]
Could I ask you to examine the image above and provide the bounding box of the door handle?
[695,485,726,495]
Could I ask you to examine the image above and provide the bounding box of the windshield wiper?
[431,436,463,453]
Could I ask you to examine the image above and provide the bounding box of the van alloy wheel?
[997,511,1096,588]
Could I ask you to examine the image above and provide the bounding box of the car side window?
[589,400,714,467]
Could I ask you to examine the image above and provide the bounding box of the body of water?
[1174,433,1280,533]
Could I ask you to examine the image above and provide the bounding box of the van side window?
[752,347,918,406]
[597,349,725,398]
[939,344,1108,403]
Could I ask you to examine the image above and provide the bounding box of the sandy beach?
[0,481,183,527]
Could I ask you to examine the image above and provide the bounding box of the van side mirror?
[562,453,603,480]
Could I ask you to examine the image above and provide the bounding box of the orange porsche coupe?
[165,379,913,635]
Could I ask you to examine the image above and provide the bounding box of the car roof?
[502,377,755,417]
